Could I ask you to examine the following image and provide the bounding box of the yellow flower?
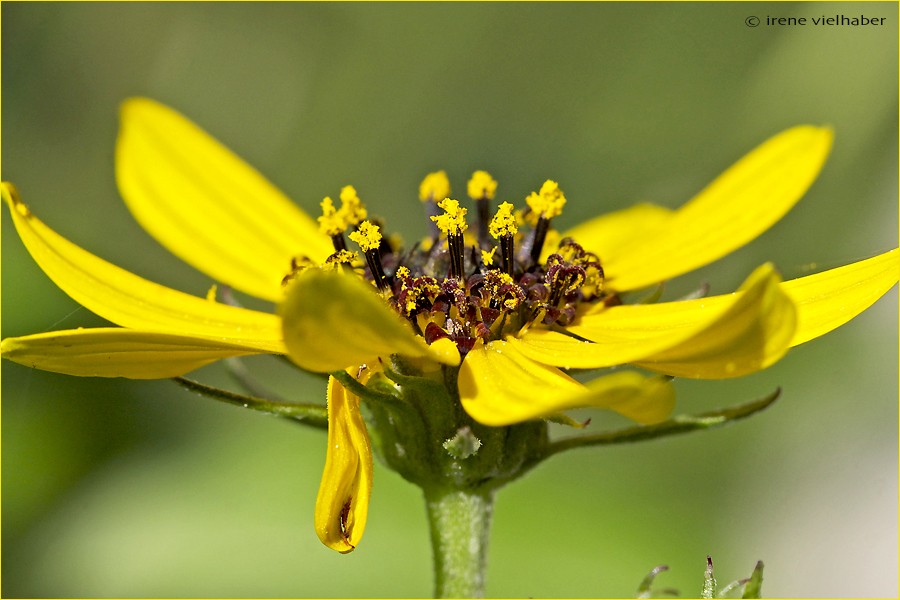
[2,98,897,554]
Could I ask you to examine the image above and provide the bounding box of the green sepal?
[638,281,666,304]
[678,281,711,301]
[545,412,590,428]
[330,369,405,408]
[741,561,764,599]
[172,376,327,429]
[383,361,459,426]
[543,388,780,457]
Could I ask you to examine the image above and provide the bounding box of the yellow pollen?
[396,266,411,279]
[349,220,383,252]
[419,171,451,202]
[338,185,367,226]
[430,198,468,235]
[404,288,421,314]
[481,247,497,267]
[318,197,346,236]
[206,284,217,302]
[467,170,497,200]
[526,179,566,219]
[489,202,518,238]
[327,249,360,265]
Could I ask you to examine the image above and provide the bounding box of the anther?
[525,180,566,266]
[489,202,518,278]
[467,170,497,249]
[318,197,348,252]
[349,221,390,293]
[338,185,367,228]
[430,198,468,282]
[419,171,451,241]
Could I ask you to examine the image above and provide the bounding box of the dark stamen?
[364,249,390,293]
[529,215,551,266]
[475,198,490,249]
[448,233,465,282]
[330,233,347,252]
[500,234,516,278]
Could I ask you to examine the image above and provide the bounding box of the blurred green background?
[3,2,897,598]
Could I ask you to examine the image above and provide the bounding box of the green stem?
[424,487,494,599]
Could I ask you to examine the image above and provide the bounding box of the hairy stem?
[425,487,494,599]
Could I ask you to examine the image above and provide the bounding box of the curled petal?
[513,263,796,379]
[116,98,332,301]
[1,328,263,379]
[280,269,460,372]
[315,375,373,553]
[577,126,833,291]
[1,183,285,352]
[457,340,676,426]
[630,264,797,378]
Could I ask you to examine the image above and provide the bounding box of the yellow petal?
[784,248,899,346]
[558,202,673,263]
[457,340,676,426]
[280,269,460,372]
[579,126,833,291]
[583,372,676,425]
[512,263,796,379]
[116,98,333,301]
[630,264,797,378]
[2,183,284,353]
[315,375,373,553]
[1,328,263,379]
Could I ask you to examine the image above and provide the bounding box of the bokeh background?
[3,2,897,598]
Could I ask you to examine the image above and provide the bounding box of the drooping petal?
[1,328,263,379]
[2,183,284,353]
[315,375,373,553]
[280,269,460,372]
[512,263,796,379]
[457,340,676,426]
[575,126,833,291]
[116,98,333,301]
[784,248,899,346]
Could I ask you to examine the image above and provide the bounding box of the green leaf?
[635,565,678,599]
[702,556,716,599]
[742,561,764,599]
[717,579,748,597]
[172,376,327,429]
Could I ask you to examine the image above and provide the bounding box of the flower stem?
[424,487,494,599]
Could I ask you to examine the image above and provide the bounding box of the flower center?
[302,173,608,356]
